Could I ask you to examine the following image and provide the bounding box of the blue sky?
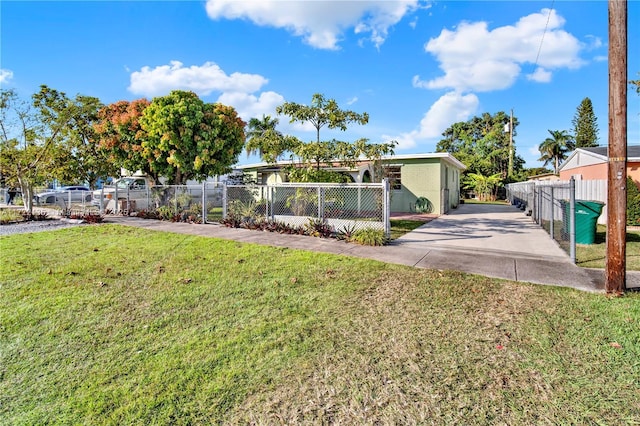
[1,0,639,168]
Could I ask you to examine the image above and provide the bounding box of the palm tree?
[245,115,281,158]
[245,115,300,164]
[464,172,503,201]
[538,130,575,174]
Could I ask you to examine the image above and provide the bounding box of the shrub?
[303,218,334,238]
[628,177,640,226]
[350,228,388,246]
[415,197,433,213]
[0,209,24,224]
[336,223,357,241]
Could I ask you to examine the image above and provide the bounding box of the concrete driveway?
[395,202,570,261]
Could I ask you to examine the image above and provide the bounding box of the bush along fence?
[506,177,606,263]
[222,180,391,238]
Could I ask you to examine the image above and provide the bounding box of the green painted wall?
[390,158,442,214]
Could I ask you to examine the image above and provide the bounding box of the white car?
[34,185,92,205]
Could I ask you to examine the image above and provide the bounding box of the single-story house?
[559,146,640,184]
[235,153,466,215]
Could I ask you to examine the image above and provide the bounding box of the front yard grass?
[1,225,639,424]
[389,219,425,239]
[576,225,640,270]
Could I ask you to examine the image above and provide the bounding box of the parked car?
[34,185,92,205]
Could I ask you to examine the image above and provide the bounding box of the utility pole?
[606,0,627,294]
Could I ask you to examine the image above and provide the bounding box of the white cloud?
[128,61,286,122]
[385,91,479,150]
[217,91,285,122]
[529,145,541,159]
[205,0,420,49]
[421,9,584,92]
[527,67,552,83]
[584,35,603,50]
[346,96,358,105]
[0,69,14,84]
[128,61,268,97]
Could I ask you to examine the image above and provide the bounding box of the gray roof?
[579,145,640,158]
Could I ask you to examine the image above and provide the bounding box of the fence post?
[536,186,542,224]
[383,179,390,237]
[550,187,554,239]
[99,187,104,215]
[202,181,207,223]
[569,177,576,263]
[317,186,322,220]
[269,185,275,221]
[222,182,227,219]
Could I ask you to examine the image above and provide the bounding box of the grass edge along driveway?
[1,224,639,424]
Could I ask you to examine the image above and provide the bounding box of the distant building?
[527,173,560,182]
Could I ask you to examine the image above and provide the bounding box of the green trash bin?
[572,200,605,244]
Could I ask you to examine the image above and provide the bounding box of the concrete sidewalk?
[103,203,639,293]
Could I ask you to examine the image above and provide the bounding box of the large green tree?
[32,86,114,189]
[247,94,395,182]
[538,129,575,174]
[436,111,524,179]
[572,97,599,148]
[277,93,369,145]
[138,90,245,184]
[0,86,99,213]
[94,99,156,181]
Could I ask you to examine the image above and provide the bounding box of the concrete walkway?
[103,203,639,293]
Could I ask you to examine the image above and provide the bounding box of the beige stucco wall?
[559,163,607,181]
[629,162,640,185]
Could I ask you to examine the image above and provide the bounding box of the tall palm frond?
[538,130,575,174]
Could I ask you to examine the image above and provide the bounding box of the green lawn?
[389,219,426,239]
[1,225,639,424]
[576,225,640,270]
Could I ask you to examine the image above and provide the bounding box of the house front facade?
[236,153,466,215]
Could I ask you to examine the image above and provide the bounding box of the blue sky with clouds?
[1,0,638,168]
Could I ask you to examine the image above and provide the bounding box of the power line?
[534,0,556,68]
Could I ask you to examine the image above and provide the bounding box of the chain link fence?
[506,179,578,262]
[3,181,391,235]
[92,182,225,221]
[2,186,95,213]
[224,181,390,236]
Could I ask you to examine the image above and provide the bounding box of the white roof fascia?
[559,148,607,172]
[235,152,467,171]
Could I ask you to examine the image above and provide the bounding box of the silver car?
[34,186,92,205]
